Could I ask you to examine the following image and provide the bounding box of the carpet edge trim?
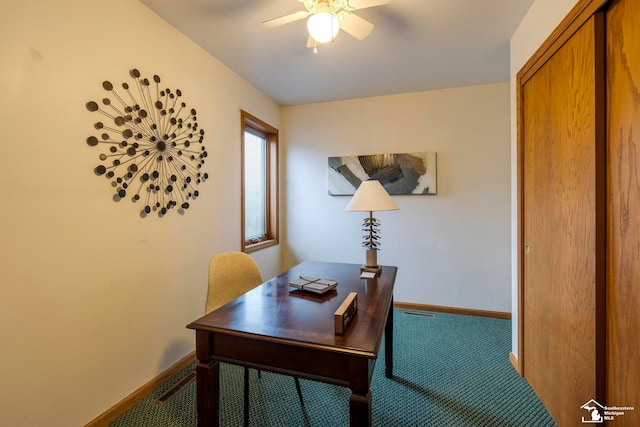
[509,351,522,376]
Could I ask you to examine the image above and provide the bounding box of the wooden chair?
[206,251,304,426]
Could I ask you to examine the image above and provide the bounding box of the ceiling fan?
[263,0,391,51]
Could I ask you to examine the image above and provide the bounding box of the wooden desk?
[187,261,397,427]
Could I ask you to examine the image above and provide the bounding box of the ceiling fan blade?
[347,0,392,9]
[338,12,374,40]
[263,10,310,27]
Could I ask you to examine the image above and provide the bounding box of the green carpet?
[109,309,556,426]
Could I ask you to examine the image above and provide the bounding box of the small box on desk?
[334,292,358,335]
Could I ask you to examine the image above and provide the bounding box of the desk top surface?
[188,261,397,357]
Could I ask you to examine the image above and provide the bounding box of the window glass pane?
[244,130,267,241]
[241,110,278,253]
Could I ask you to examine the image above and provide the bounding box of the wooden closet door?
[522,15,605,426]
[606,0,640,424]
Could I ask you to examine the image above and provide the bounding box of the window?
[241,110,278,252]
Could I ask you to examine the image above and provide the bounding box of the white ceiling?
[139,0,534,106]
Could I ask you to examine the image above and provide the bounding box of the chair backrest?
[205,251,264,314]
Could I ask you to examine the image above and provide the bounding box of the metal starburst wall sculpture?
[85,68,208,217]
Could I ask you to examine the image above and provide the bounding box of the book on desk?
[289,276,338,294]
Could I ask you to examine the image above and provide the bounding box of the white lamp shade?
[345,180,399,212]
[307,12,340,43]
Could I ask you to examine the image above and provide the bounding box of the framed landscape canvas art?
[328,152,437,195]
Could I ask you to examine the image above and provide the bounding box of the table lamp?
[345,179,399,274]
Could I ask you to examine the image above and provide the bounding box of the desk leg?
[195,360,219,426]
[195,331,219,427]
[349,389,372,426]
[385,295,394,379]
[349,358,372,426]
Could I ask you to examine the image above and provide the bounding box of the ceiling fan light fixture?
[307,12,340,43]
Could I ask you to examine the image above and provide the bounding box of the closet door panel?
[606,0,640,424]
[522,16,603,426]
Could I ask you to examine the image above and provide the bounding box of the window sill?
[243,238,279,253]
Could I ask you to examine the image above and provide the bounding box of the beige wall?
[281,83,512,312]
[0,1,280,426]
[509,0,581,357]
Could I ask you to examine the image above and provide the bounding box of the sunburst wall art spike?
[85,68,208,217]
